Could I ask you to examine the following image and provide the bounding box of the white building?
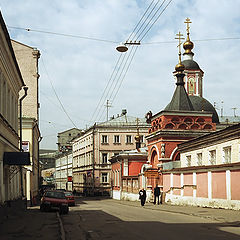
[55,152,73,191]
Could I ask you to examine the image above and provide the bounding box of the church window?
[222,146,231,164]
[209,150,216,165]
[102,135,108,144]
[186,155,191,167]
[126,135,132,144]
[197,153,202,166]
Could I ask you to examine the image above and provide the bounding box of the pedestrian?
[154,184,161,205]
[139,188,146,206]
[72,189,76,195]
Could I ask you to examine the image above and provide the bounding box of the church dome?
[182,59,200,70]
[189,95,219,123]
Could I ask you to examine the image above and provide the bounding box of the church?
[144,18,218,189]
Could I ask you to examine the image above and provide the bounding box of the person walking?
[139,188,146,206]
[154,185,161,205]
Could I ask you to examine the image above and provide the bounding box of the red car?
[40,190,69,214]
[64,191,75,206]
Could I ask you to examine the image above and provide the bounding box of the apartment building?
[72,110,150,195]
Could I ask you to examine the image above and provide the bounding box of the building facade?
[0,11,27,216]
[12,40,41,205]
[163,123,240,210]
[55,152,73,191]
[57,128,82,152]
[110,147,148,201]
[72,111,150,195]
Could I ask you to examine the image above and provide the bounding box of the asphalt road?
[61,198,240,240]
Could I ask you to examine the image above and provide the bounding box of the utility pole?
[105,100,112,121]
[232,107,237,117]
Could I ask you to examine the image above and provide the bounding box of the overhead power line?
[40,57,78,129]
[7,25,118,44]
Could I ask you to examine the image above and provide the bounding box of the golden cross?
[175,31,184,54]
[184,18,192,34]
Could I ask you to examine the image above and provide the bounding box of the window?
[102,153,108,164]
[114,135,120,144]
[101,173,108,183]
[126,135,132,144]
[186,155,191,167]
[123,159,128,176]
[102,135,108,144]
[197,153,202,166]
[209,150,216,165]
[223,146,231,164]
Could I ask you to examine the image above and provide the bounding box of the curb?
[57,212,65,240]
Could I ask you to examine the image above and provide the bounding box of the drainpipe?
[19,86,28,197]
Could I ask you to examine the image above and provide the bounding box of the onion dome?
[175,62,185,72]
[183,38,194,55]
[188,96,219,123]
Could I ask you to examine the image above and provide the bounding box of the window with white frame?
[209,150,216,165]
[223,146,231,164]
[114,135,120,144]
[126,135,132,144]
[197,153,203,166]
[101,173,108,183]
[102,135,108,144]
[123,159,128,176]
[186,155,191,167]
[102,153,108,164]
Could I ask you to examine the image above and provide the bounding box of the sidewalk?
[0,206,60,240]
[115,199,240,223]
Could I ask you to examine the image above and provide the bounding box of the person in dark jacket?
[139,188,146,206]
[154,185,161,205]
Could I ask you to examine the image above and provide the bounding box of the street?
[1,197,240,240]
[61,197,240,240]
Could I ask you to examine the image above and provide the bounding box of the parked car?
[40,190,69,214]
[64,191,75,206]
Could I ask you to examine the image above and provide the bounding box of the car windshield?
[45,191,65,199]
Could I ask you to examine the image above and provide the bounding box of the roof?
[97,115,149,127]
[182,59,200,70]
[164,73,194,111]
[189,96,219,123]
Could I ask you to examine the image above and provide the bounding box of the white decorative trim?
[226,170,231,200]
[193,172,197,198]
[181,173,184,196]
[170,147,178,160]
[208,171,212,199]
[149,144,160,161]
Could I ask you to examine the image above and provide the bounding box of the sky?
[1,0,240,150]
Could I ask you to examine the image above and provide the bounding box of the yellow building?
[12,40,41,205]
[0,11,28,214]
